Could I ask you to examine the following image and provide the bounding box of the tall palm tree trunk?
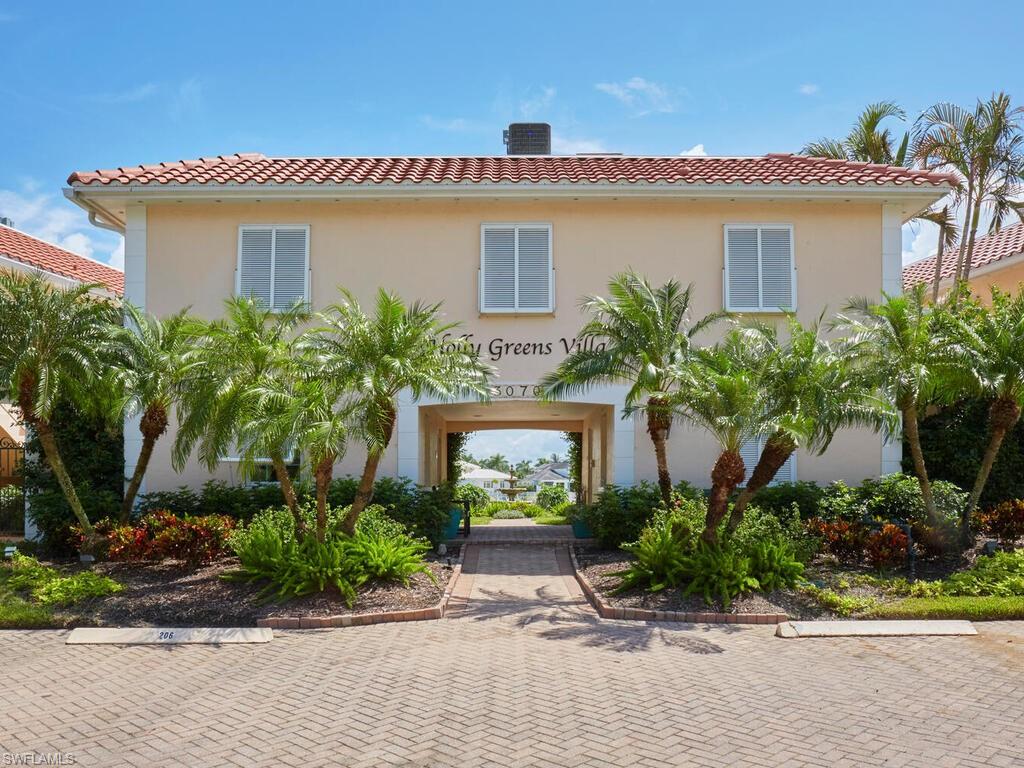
[646,396,673,506]
[963,397,1021,543]
[270,453,304,536]
[120,403,168,521]
[35,422,94,538]
[702,449,745,544]
[931,217,947,304]
[314,455,335,542]
[953,184,975,286]
[728,432,796,532]
[343,404,397,535]
[902,404,937,524]
[961,199,984,283]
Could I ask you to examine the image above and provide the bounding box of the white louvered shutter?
[272,227,308,311]
[738,438,762,487]
[238,228,273,307]
[726,227,760,310]
[760,227,794,310]
[516,226,552,311]
[482,227,516,311]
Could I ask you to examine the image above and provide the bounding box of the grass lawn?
[532,513,569,525]
[869,596,1024,621]
[469,515,492,527]
[0,591,58,628]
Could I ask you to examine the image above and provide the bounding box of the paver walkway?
[2,540,1023,767]
[459,517,578,544]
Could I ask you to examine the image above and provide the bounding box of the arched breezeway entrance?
[396,384,634,505]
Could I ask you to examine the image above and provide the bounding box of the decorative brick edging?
[568,546,788,626]
[257,545,466,629]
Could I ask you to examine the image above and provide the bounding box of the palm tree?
[263,374,354,542]
[113,304,198,520]
[173,297,309,531]
[482,454,510,472]
[669,330,773,544]
[915,93,1024,286]
[727,317,896,531]
[303,288,493,535]
[0,270,120,541]
[914,205,960,303]
[831,285,948,524]
[941,289,1024,541]
[541,271,722,506]
[802,101,910,165]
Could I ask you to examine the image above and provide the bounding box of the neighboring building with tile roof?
[65,135,954,501]
[0,222,123,295]
[903,222,1024,298]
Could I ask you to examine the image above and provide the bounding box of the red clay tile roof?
[0,224,124,294]
[67,153,956,189]
[903,222,1024,289]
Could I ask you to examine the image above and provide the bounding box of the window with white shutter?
[236,225,310,311]
[480,223,553,313]
[738,437,797,486]
[724,224,795,312]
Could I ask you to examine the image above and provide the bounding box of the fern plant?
[612,513,693,593]
[680,542,760,608]
[747,540,805,593]
[344,532,435,586]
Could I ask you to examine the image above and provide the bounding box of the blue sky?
[1,1,1019,461]
[1,0,1020,272]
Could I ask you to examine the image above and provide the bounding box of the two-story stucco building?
[65,126,954,503]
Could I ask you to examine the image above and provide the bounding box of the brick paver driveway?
[2,544,1023,767]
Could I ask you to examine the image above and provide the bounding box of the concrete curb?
[569,546,788,626]
[257,544,466,629]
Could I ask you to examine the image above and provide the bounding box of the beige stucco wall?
[967,259,1024,302]
[141,197,887,491]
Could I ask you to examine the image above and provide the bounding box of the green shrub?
[914,397,1024,508]
[22,399,123,555]
[747,540,804,592]
[942,550,1024,597]
[478,500,545,519]
[798,583,876,617]
[356,504,412,540]
[454,484,490,510]
[578,483,664,548]
[679,542,759,609]
[136,486,202,517]
[227,506,433,605]
[492,508,526,519]
[612,510,694,593]
[536,485,570,510]
[2,554,121,607]
[745,481,824,521]
[817,475,965,529]
[727,503,814,562]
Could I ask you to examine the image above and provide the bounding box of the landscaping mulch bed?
[56,553,454,628]
[573,545,982,621]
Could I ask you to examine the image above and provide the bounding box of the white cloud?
[679,143,707,157]
[519,86,556,119]
[88,82,157,104]
[595,77,677,116]
[464,430,569,465]
[170,77,203,120]
[798,84,820,96]
[0,184,123,268]
[902,220,940,265]
[551,134,608,155]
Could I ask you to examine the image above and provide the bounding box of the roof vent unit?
[0,217,13,228]
[503,123,551,155]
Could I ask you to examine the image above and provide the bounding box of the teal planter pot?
[571,519,592,539]
[444,507,463,540]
